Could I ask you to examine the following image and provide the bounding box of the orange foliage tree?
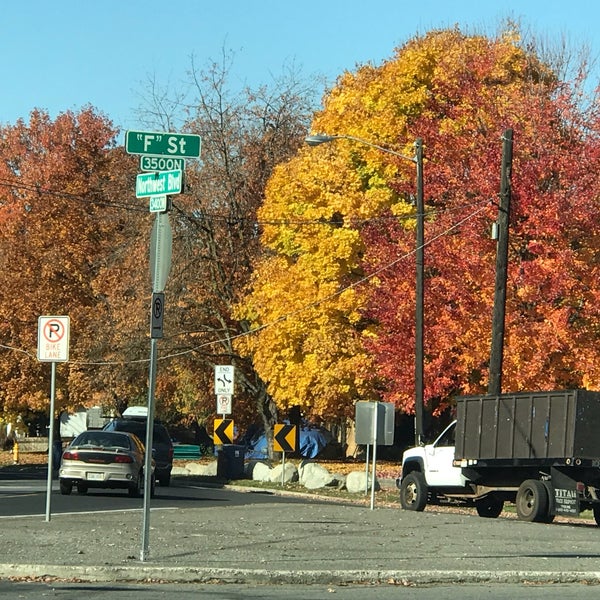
[0,108,147,421]
[239,27,600,427]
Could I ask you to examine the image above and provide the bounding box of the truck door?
[425,422,466,487]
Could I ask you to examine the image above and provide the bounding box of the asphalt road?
[2,581,600,599]
[0,475,314,518]
[3,468,600,588]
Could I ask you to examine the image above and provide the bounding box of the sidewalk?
[2,479,600,585]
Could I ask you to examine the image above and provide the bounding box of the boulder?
[171,465,191,476]
[345,470,380,493]
[269,462,298,483]
[185,461,217,476]
[246,460,272,482]
[298,461,335,489]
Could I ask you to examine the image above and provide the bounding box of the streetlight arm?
[305,132,426,446]
[305,134,416,164]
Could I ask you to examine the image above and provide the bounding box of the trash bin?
[216,444,245,479]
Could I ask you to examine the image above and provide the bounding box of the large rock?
[269,462,298,483]
[345,470,380,493]
[246,460,272,482]
[298,461,335,489]
[185,461,218,476]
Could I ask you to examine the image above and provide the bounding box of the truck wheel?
[475,495,504,518]
[516,479,549,522]
[400,472,428,511]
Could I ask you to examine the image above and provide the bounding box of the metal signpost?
[273,424,297,485]
[140,210,172,562]
[129,128,199,561]
[37,315,70,522]
[355,401,395,509]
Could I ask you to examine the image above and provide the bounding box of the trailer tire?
[400,472,428,511]
[475,495,504,518]
[516,479,549,522]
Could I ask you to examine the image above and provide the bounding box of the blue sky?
[1,1,599,135]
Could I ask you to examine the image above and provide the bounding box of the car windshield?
[110,421,170,444]
[74,432,131,450]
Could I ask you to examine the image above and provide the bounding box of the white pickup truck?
[397,390,600,525]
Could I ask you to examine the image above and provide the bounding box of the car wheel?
[400,472,428,511]
[128,472,143,497]
[76,482,88,495]
[60,480,72,495]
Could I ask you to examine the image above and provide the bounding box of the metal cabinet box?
[454,390,600,460]
[355,401,395,446]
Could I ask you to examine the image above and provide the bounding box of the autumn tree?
[361,29,600,418]
[239,26,600,427]
[135,54,319,437]
[0,108,146,422]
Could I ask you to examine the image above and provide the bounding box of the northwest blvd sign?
[136,170,182,198]
[125,130,201,158]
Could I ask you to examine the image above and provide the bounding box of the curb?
[2,564,600,585]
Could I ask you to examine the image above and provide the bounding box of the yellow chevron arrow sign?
[213,418,234,445]
[273,424,297,453]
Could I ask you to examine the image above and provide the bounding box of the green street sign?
[125,130,201,158]
[136,170,182,198]
[140,155,185,172]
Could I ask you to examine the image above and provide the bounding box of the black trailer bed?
[454,390,600,461]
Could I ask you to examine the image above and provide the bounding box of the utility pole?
[414,138,425,445]
[488,129,513,397]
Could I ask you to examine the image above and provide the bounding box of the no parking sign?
[37,316,70,362]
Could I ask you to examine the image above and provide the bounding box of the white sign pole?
[370,403,378,511]
[37,315,69,523]
[45,362,57,522]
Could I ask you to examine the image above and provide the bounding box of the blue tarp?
[244,426,332,459]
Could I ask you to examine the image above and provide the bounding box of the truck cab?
[399,421,467,502]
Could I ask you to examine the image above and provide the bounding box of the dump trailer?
[398,390,600,524]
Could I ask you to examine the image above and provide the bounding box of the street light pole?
[305,134,425,445]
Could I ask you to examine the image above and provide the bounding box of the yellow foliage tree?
[237,27,575,421]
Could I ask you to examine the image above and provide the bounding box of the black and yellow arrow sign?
[273,424,297,453]
[213,418,234,445]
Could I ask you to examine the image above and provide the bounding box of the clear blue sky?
[1,0,599,135]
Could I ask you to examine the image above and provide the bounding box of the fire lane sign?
[125,130,201,158]
[37,316,70,362]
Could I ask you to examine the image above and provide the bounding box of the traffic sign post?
[273,424,297,486]
[126,130,201,158]
[37,315,70,524]
[141,210,173,562]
